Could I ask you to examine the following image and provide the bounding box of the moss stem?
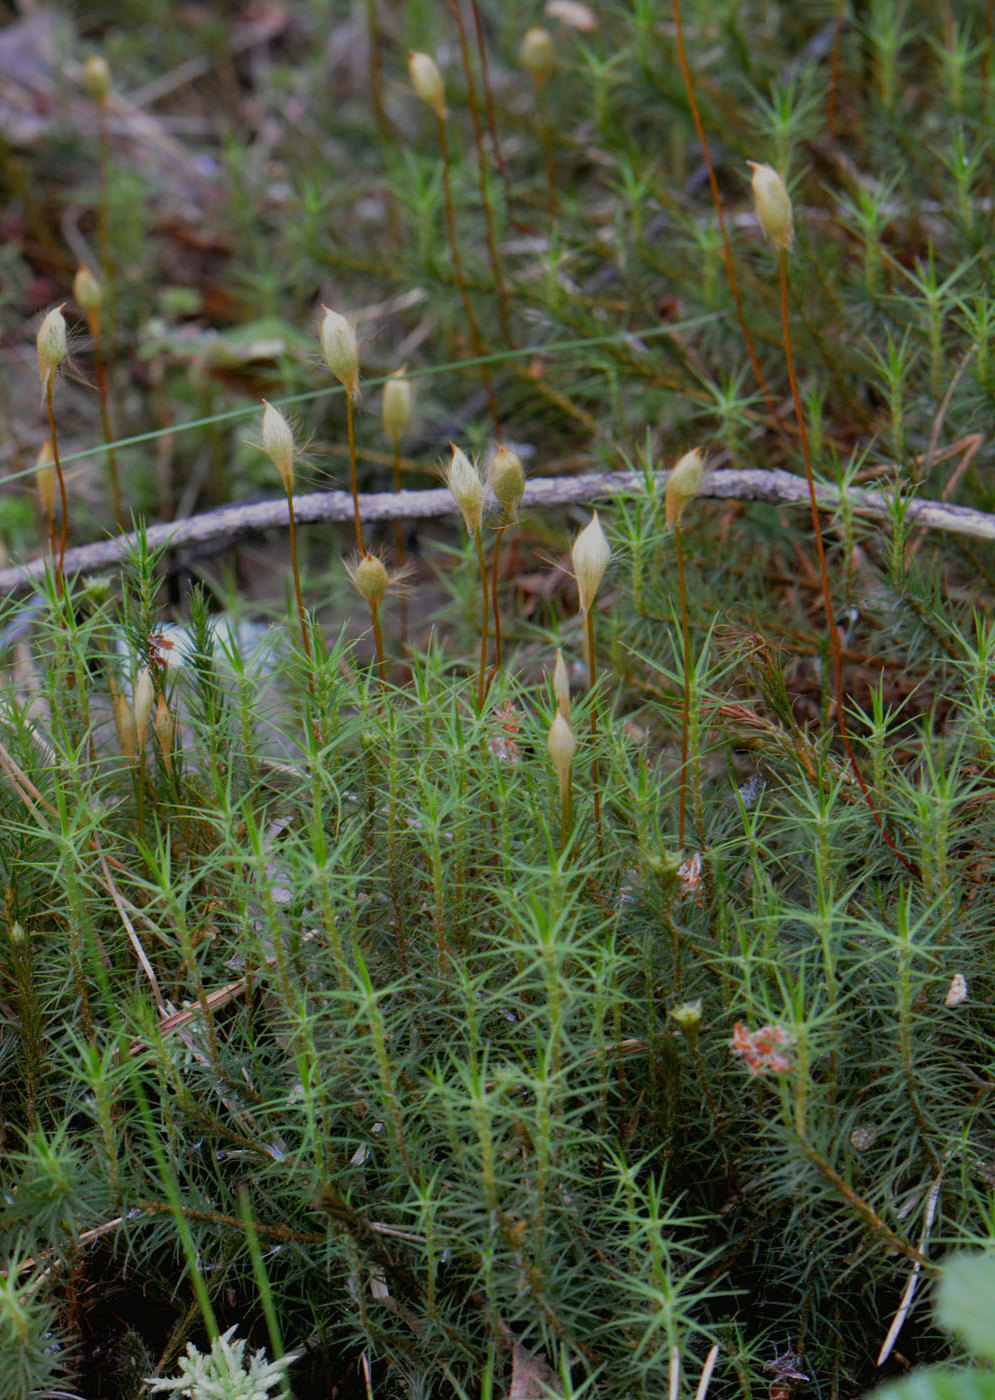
[285,486,313,665]
[467,0,526,232]
[474,527,490,713]
[437,110,501,434]
[671,0,778,422]
[85,308,125,530]
[370,599,386,684]
[448,0,512,346]
[584,608,604,857]
[45,379,68,596]
[346,395,365,557]
[485,506,511,698]
[779,249,918,878]
[392,440,409,652]
[675,517,691,850]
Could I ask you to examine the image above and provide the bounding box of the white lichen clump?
[146,1327,290,1400]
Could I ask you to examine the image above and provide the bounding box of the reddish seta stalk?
[392,442,409,653]
[484,507,511,698]
[827,0,847,147]
[675,518,691,849]
[671,0,779,422]
[778,249,919,878]
[45,382,69,597]
[467,0,528,231]
[447,0,513,346]
[437,111,501,434]
[474,528,490,713]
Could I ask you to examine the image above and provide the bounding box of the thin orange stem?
[370,600,386,684]
[675,518,691,850]
[437,110,501,434]
[827,0,847,147]
[347,395,365,556]
[474,527,490,713]
[536,85,557,224]
[584,608,604,857]
[45,380,68,597]
[448,0,512,346]
[286,489,312,664]
[90,312,124,529]
[484,507,511,698]
[286,489,317,745]
[392,441,408,652]
[671,0,778,422]
[467,0,528,232]
[364,0,390,141]
[559,773,573,856]
[96,98,112,315]
[779,249,918,878]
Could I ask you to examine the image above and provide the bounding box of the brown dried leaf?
[509,1343,562,1398]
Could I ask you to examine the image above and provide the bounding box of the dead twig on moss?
[0,467,992,594]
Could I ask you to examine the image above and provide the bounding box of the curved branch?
[0,468,992,594]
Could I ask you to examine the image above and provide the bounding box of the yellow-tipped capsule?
[36,440,55,518]
[113,690,135,759]
[37,305,67,388]
[83,54,111,102]
[491,444,525,513]
[520,27,555,88]
[133,668,155,752]
[747,161,794,250]
[547,710,577,802]
[382,369,413,447]
[571,511,611,615]
[408,50,446,119]
[73,265,102,316]
[670,999,703,1030]
[445,444,484,534]
[155,692,174,774]
[552,648,570,718]
[349,555,389,607]
[261,400,295,494]
[319,306,360,401]
[81,575,112,608]
[665,448,705,528]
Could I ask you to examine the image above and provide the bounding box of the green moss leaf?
[936,1252,995,1362]
[871,1369,995,1400]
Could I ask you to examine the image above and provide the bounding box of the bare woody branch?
[1,467,992,594]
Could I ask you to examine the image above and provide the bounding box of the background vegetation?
[0,1,993,1397]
